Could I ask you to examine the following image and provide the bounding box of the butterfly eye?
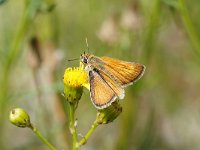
[83,57,87,64]
[81,55,88,64]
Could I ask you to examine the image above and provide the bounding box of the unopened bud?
[96,101,122,124]
[9,108,32,128]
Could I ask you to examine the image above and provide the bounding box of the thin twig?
[30,125,57,150]
[77,120,99,148]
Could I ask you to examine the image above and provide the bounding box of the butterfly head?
[80,52,91,65]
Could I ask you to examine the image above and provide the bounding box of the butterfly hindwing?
[89,70,117,109]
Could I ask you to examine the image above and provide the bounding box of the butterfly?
[80,52,145,109]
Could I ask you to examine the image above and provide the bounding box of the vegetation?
[1,0,200,149]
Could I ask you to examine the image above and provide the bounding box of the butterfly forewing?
[100,56,145,87]
[89,70,117,109]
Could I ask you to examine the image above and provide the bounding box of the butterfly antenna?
[85,38,90,53]
[68,58,79,61]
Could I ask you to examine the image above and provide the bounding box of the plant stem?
[7,1,34,67]
[69,104,78,150]
[0,1,36,148]
[0,0,33,111]
[30,125,57,150]
[178,0,200,56]
[77,120,99,148]
[142,0,160,64]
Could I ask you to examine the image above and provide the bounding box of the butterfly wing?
[100,56,145,87]
[96,69,125,99]
[89,70,118,109]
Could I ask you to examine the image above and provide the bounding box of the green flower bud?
[96,101,122,124]
[9,108,32,128]
[64,84,83,104]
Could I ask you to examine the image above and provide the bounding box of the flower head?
[63,63,89,104]
[63,63,88,88]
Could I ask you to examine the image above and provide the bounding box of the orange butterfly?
[81,52,145,109]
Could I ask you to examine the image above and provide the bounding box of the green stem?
[142,0,160,64]
[7,1,33,66]
[30,125,57,150]
[0,1,36,148]
[0,0,33,110]
[69,104,78,150]
[77,120,99,148]
[178,0,200,56]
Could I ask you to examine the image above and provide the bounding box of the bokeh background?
[1,0,200,149]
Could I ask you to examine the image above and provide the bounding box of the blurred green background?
[1,0,200,149]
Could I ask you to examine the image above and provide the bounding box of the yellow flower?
[63,63,89,88]
[63,63,89,104]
